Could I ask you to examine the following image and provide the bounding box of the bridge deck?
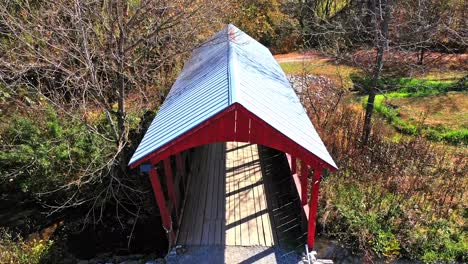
[175,142,306,263]
[177,142,274,246]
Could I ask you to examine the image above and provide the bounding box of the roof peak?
[129,25,337,170]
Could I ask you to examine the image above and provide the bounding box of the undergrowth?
[301,80,467,262]
[0,228,53,264]
[0,105,112,196]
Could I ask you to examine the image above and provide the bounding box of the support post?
[163,158,178,219]
[300,162,308,206]
[307,166,322,250]
[149,166,175,243]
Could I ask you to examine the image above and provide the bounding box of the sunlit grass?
[279,59,361,89]
[363,92,468,145]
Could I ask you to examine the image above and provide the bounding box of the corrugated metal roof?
[129,24,337,169]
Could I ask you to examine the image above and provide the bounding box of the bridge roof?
[129,24,337,170]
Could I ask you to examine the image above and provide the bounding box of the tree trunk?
[116,1,127,146]
[417,47,425,65]
[362,0,392,145]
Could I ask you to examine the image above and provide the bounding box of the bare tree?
[362,0,392,145]
[0,0,226,227]
[299,0,466,145]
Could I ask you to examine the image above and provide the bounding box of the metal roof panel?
[129,24,337,169]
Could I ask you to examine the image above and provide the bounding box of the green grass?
[357,75,468,145]
[363,93,468,145]
[353,75,465,96]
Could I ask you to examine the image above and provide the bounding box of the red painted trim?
[287,153,311,221]
[307,166,322,250]
[300,163,308,206]
[149,168,172,232]
[130,103,336,171]
[163,158,178,219]
[133,105,237,167]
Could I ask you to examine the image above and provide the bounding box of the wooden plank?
[208,144,218,244]
[200,145,213,245]
[255,144,274,246]
[176,148,201,244]
[201,144,215,245]
[234,141,242,245]
[163,158,178,220]
[208,144,218,245]
[225,142,236,246]
[181,148,199,244]
[246,144,259,246]
[215,143,224,245]
[178,142,278,247]
[251,145,265,246]
[191,146,209,244]
[259,147,277,246]
[239,143,250,245]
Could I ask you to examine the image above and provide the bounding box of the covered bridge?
[129,24,337,261]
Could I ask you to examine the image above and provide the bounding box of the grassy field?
[388,92,467,130]
[278,56,467,145]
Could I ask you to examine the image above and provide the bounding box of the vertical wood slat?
[234,141,242,245]
[219,143,227,245]
[164,158,179,220]
[177,147,202,244]
[188,146,205,244]
[175,153,185,186]
[225,141,235,245]
[307,166,322,250]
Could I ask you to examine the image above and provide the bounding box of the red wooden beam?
[130,103,337,172]
[307,166,322,250]
[148,167,175,242]
[163,158,178,219]
[300,162,308,206]
[291,156,297,174]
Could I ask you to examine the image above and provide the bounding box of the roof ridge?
[227,24,237,105]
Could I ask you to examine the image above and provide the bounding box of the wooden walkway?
[177,142,274,246]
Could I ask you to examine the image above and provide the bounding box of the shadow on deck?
[171,142,304,263]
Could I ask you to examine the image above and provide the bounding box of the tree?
[229,0,300,53]
[361,0,392,145]
[299,0,466,145]
[0,0,226,227]
[300,0,393,145]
